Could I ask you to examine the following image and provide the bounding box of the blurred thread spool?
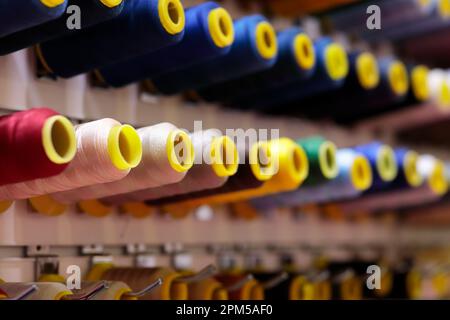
[354,142,398,190]
[149,14,278,95]
[428,69,450,110]
[0,282,72,300]
[239,37,349,110]
[0,0,125,56]
[198,26,316,104]
[47,122,193,217]
[215,274,264,300]
[0,118,141,202]
[36,0,185,78]
[88,265,188,300]
[146,140,275,207]
[388,148,424,189]
[250,148,373,210]
[0,0,68,38]
[187,278,229,300]
[108,130,238,213]
[97,2,234,87]
[162,138,309,210]
[253,273,316,300]
[0,108,76,187]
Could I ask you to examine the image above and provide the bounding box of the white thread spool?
[0,118,141,201]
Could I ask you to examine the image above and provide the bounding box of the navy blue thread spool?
[0,0,125,56]
[387,148,424,190]
[236,37,349,110]
[96,1,234,88]
[0,0,68,38]
[148,14,278,95]
[353,142,398,191]
[36,0,185,78]
[197,27,316,104]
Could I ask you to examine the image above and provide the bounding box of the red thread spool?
[0,108,76,186]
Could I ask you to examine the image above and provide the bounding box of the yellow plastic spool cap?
[290,276,316,300]
[78,200,113,217]
[249,141,276,181]
[319,141,339,179]
[388,61,409,96]
[99,0,123,8]
[350,155,373,191]
[403,151,424,187]
[208,8,234,48]
[432,272,448,298]
[293,34,316,71]
[29,195,68,216]
[167,129,195,173]
[376,145,398,182]
[120,202,154,218]
[254,21,278,60]
[158,0,185,35]
[210,136,239,177]
[411,65,430,101]
[40,0,65,8]
[162,272,188,300]
[438,79,450,109]
[324,43,349,81]
[108,124,143,171]
[0,201,13,214]
[38,274,65,283]
[438,0,450,18]
[428,160,449,195]
[42,115,77,165]
[356,52,380,90]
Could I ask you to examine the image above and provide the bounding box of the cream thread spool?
[0,118,141,201]
[428,68,450,110]
[18,282,72,300]
[104,129,239,205]
[50,122,194,204]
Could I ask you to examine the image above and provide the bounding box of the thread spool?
[0,119,141,205]
[0,108,76,187]
[9,282,72,300]
[89,265,188,300]
[107,130,238,210]
[0,0,68,38]
[187,278,229,300]
[37,0,185,78]
[198,27,316,104]
[390,148,424,189]
[253,273,315,300]
[250,149,373,210]
[428,69,450,110]
[238,37,349,110]
[149,14,278,95]
[97,2,234,87]
[215,274,264,300]
[332,274,363,300]
[47,122,192,216]
[353,142,398,190]
[0,0,125,56]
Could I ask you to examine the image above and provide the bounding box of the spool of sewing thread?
[0,118,141,203]
[389,148,424,189]
[250,149,372,210]
[47,122,193,214]
[106,129,238,208]
[0,108,76,187]
[36,0,185,78]
[187,278,228,300]
[215,274,264,300]
[0,0,125,56]
[162,138,309,209]
[238,37,349,110]
[0,0,68,38]
[89,265,188,300]
[331,272,363,300]
[146,140,274,207]
[96,2,234,88]
[253,273,315,300]
[428,69,450,110]
[198,27,316,104]
[6,282,72,300]
[149,14,278,95]
[353,142,398,190]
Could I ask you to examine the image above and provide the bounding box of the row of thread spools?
[0,255,449,300]
[0,107,448,218]
[2,1,449,121]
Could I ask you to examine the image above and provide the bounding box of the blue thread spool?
[236,37,349,110]
[353,142,398,191]
[0,0,125,56]
[150,14,278,95]
[0,0,68,38]
[37,0,185,78]
[198,27,316,104]
[385,148,424,190]
[96,2,234,88]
